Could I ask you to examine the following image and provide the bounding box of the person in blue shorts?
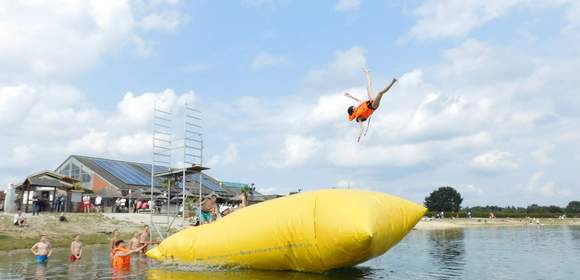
[200,193,218,224]
[31,235,52,264]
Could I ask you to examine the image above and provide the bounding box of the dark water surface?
[1,226,578,279]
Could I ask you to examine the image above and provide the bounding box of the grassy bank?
[0,213,142,251]
[0,233,111,251]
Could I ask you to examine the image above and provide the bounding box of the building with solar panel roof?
[54,155,236,211]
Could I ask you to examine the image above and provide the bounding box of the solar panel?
[136,163,170,175]
[94,159,150,186]
[190,174,227,192]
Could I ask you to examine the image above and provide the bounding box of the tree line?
[424,186,580,218]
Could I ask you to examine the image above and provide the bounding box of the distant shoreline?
[415,218,580,230]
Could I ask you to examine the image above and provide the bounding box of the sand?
[414,218,580,230]
[0,213,143,251]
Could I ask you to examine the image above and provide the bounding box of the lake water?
[0,226,578,279]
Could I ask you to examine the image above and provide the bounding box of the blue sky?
[1,0,579,207]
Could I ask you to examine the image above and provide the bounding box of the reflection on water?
[34,264,47,280]
[427,229,465,279]
[0,226,579,279]
[568,226,580,252]
[147,266,374,280]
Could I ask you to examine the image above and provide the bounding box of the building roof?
[60,155,231,197]
[221,181,263,196]
[16,170,79,191]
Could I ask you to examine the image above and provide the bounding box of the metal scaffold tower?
[149,100,205,241]
[182,102,204,212]
[150,103,172,240]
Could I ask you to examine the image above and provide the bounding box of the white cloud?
[531,144,554,165]
[324,131,489,168]
[406,1,580,40]
[470,150,519,172]
[0,85,195,186]
[269,135,320,168]
[326,139,431,167]
[336,0,361,12]
[139,11,189,31]
[109,89,195,128]
[407,0,525,40]
[306,46,367,89]
[207,144,240,167]
[465,185,484,195]
[257,187,276,195]
[526,171,544,193]
[526,172,572,197]
[0,0,187,81]
[251,52,287,70]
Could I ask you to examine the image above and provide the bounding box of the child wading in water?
[138,225,150,254]
[112,240,146,271]
[128,232,142,251]
[31,235,53,264]
[69,234,83,262]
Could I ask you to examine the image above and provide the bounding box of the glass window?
[71,163,80,179]
[81,171,91,183]
[61,163,71,176]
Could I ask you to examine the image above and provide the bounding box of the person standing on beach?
[138,225,150,254]
[32,194,40,216]
[95,195,102,213]
[31,235,52,264]
[82,195,90,213]
[69,234,83,262]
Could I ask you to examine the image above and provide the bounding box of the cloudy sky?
[1,0,579,207]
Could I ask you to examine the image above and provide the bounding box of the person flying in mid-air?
[345,67,397,142]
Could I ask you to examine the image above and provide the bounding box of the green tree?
[240,184,255,207]
[424,186,463,212]
[566,201,580,213]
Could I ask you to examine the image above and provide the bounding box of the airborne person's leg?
[371,78,397,110]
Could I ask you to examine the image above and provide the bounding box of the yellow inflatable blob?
[146,189,426,272]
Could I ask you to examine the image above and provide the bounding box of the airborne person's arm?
[344,93,361,103]
[363,67,373,100]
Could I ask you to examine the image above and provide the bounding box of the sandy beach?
[415,218,580,230]
[0,213,143,251]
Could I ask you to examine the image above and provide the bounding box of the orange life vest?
[112,247,131,269]
[348,101,375,121]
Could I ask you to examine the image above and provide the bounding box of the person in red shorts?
[69,234,83,262]
[82,195,90,213]
[138,225,150,254]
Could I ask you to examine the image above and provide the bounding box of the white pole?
[199,137,203,211]
[150,101,155,240]
[182,102,187,217]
